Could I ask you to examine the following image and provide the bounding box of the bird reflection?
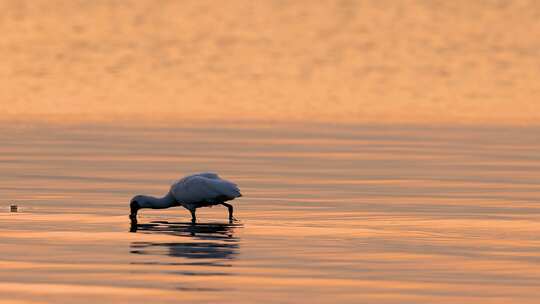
[130,220,241,261]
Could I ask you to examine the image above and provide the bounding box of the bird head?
[129,195,143,223]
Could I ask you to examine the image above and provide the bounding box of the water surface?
[2,1,540,124]
[1,122,539,303]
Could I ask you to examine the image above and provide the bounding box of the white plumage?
[129,172,242,223]
[172,173,241,205]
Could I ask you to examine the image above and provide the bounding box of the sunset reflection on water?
[1,0,540,302]
[0,123,539,303]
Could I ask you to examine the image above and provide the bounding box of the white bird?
[129,173,242,223]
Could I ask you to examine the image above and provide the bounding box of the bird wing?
[171,175,241,204]
[194,172,220,179]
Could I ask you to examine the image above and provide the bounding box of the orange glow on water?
[1,2,540,303]
[1,1,539,125]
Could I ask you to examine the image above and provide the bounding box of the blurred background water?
[1,0,539,124]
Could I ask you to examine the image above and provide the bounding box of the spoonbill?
[129,173,242,223]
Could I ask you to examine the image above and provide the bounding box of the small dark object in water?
[10,205,18,212]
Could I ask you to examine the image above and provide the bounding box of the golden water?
[1,0,540,124]
[1,122,539,303]
[1,1,540,302]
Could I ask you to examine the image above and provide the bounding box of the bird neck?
[140,192,177,209]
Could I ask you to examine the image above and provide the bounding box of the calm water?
[2,1,540,124]
[1,122,539,303]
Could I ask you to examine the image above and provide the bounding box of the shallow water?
[1,122,540,303]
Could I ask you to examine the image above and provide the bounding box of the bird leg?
[129,221,138,233]
[190,209,197,223]
[129,201,139,223]
[221,202,236,222]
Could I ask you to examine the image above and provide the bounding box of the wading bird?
[129,173,242,224]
